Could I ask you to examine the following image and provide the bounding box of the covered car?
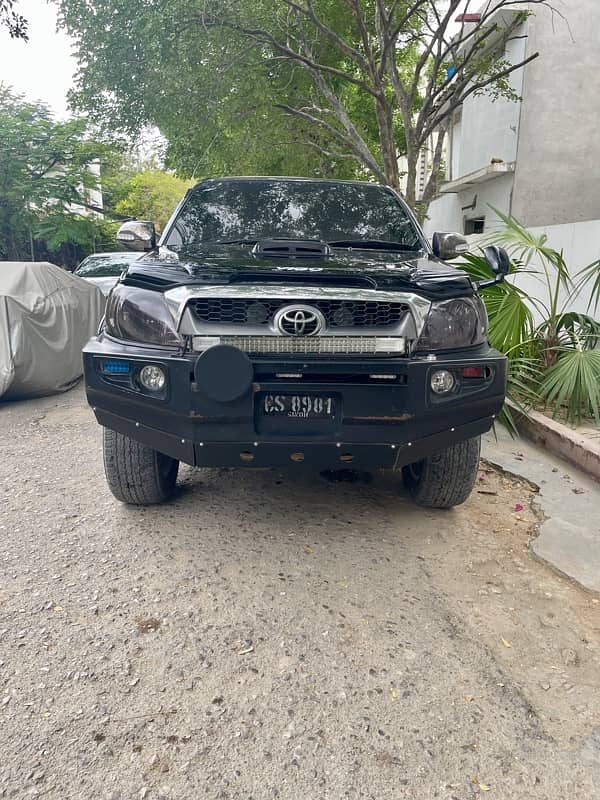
[0,261,104,399]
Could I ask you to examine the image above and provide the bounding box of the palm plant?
[459,251,540,432]
[459,212,600,426]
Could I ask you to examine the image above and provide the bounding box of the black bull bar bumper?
[83,339,506,471]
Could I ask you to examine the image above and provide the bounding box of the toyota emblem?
[274,305,325,337]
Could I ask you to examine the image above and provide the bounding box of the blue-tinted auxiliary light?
[102,359,130,375]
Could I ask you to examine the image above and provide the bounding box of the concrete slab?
[506,401,600,482]
[482,426,600,593]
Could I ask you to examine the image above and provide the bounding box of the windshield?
[164,180,422,251]
[75,255,135,277]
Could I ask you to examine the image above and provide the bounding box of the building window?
[464,217,485,235]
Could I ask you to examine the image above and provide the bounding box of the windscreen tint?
[75,256,134,277]
[166,180,421,248]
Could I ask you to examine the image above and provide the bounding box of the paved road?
[1,385,599,799]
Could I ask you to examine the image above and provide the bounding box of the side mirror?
[116,220,156,252]
[484,245,510,276]
[476,245,511,290]
[432,231,469,261]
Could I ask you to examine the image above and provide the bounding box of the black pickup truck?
[83,177,508,508]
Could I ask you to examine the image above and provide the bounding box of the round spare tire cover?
[194,345,254,402]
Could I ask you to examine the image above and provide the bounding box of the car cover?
[0,262,105,399]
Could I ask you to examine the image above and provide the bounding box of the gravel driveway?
[1,385,599,799]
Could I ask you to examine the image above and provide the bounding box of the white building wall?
[512,1,600,226]
[424,173,514,237]
[449,117,461,182]
[425,18,528,238]
[423,3,600,319]
[423,194,462,235]
[435,2,600,229]
[456,33,526,177]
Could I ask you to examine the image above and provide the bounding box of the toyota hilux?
[83,177,508,508]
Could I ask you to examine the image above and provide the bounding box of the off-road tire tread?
[103,427,178,505]
[403,436,481,509]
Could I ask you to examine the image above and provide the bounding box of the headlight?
[104,285,181,346]
[416,296,487,351]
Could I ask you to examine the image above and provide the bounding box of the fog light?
[139,365,166,392]
[431,369,455,395]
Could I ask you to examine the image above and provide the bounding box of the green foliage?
[0,85,115,265]
[114,170,193,231]
[459,251,539,432]
[33,212,118,256]
[576,258,600,314]
[459,214,600,427]
[459,252,534,356]
[55,0,542,206]
[0,0,27,39]
[56,0,356,181]
[540,348,600,426]
[500,356,543,436]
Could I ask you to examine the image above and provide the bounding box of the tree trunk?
[374,98,399,189]
[404,154,417,209]
[421,123,449,211]
[0,210,17,260]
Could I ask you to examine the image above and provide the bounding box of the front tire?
[103,427,179,505]
[402,436,481,509]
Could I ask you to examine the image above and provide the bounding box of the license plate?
[261,393,336,420]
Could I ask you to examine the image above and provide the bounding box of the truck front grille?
[191,298,408,329]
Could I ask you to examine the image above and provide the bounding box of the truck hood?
[122,244,475,300]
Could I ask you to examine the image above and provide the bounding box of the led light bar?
[191,335,406,355]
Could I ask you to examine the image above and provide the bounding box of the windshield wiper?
[176,239,259,250]
[327,239,421,252]
[185,238,422,252]
[211,238,259,246]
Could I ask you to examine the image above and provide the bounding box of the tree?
[34,213,119,265]
[0,85,112,262]
[196,0,556,209]
[56,0,375,181]
[0,0,27,39]
[113,170,193,231]
[56,0,556,210]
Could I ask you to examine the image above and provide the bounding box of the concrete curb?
[506,401,600,483]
